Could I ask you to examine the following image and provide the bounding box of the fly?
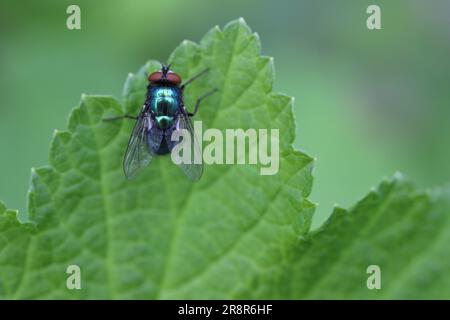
[105,64,217,181]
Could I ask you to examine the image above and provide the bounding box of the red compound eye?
[148,71,182,85]
[166,72,182,85]
[148,71,163,82]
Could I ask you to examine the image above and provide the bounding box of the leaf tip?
[224,17,252,34]
[52,128,60,137]
[393,171,405,181]
[238,17,247,25]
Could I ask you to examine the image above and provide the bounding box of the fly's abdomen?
[149,86,181,129]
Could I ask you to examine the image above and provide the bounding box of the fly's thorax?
[148,85,182,129]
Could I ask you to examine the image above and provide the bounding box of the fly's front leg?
[181,68,210,90]
[103,115,138,121]
[187,88,219,117]
[103,105,146,121]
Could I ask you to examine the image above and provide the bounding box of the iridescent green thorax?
[148,86,181,129]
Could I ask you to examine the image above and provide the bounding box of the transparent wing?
[148,125,165,154]
[123,112,162,179]
[166,113,204,181]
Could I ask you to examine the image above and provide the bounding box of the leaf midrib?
[155,25,243,298]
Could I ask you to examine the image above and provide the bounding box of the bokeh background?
[1,0,449,228]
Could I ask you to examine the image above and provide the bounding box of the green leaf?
[0,203,36,298]
[0,18,314,299]
[282,175,450,299]
[1,19,450,300]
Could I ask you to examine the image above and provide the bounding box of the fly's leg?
[181,68,210,90]
[103,115,138,121]
[187,88,219,117]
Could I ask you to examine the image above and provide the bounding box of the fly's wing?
[165,113,204,181]
[148,125,165,154]
[123,112,162,179]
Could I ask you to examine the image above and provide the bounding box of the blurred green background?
[1,0,450,228]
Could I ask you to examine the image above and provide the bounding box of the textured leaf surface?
[283,175,450,299]
[1,19,450,299]
[0,19,314,299]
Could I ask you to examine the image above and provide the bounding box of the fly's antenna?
[161,63,171,76]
